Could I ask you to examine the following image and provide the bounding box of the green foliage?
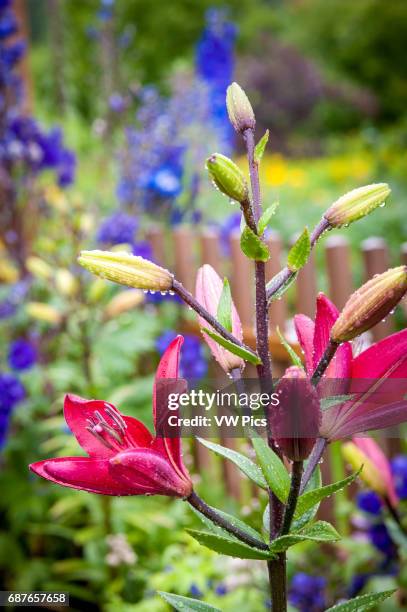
[269,521,340,553]
[276,326,304,368]
[201,328,262,365]
[196,438,267,489]
[254,130,269,164]
[287,227,311,272]
[159,591,221,611]
[186,530,272,560]
[251,436,290,503]
[240,226,270,261]
[325,589,396,611]
[257,201,279,235]
[216,278,233,332]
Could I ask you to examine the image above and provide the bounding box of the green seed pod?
[226,82,256,134]
[324,183,391,228]
[206,153,249,204]
[331,266,407,342]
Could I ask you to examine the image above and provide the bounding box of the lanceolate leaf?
[189,503,264,544]
[287,228,311,272]
[325,590,396,611]
[201,328,262,365]
[291,465,322,531]
[294,469,362,520]
[276,326,304,369]
[252,436,290,502]
[269,521,340,554]
[254,129,269,163]
[197,438,267,489]
[186,530,273,560]
[159,591,221,612]
[240,226,270,262]
[258,201,279,235]
[216,278,233,332]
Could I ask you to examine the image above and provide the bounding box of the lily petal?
[294,314,314,374]
[110,448,192,498]
[64,394,152,458]
[354,437,398,506]
[29,457,136,495]
[313,293,339,368]
[352,329,407,379]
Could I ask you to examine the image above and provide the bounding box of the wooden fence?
[148,225,407,512]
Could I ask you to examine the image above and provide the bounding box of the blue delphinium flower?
[189,583,203,598]
[367,523,396,558]
[8,338,37,371]
[156,331,208,380]
[391,455,407,500]
[219,212,241,255]
[0,280,29,319]
[214,583,227,596]
[288,573,326,612]
[0,371,25,448]
[97,211,138,246]
[357,490,382,515]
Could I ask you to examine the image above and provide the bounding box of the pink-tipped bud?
[331,266,407,342]
[195,264,244,372]
[226,82,256,134]
[270,366,321,461]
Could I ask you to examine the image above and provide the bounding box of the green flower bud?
[324,183,391,228]
[331,266,407,342]
[78,250,173,291]
[226,82,256,134]
[206,153,249,204]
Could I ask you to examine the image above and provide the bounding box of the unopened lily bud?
[206,153,249,204]
[104,289,144,318]
[26,256,53,280]
[55,269,79,297]
[226,82,256,134]
[324,183,390,228]
[26,302,62,325]
[270,366,321,461]
[78,250,173,291]
[331,266,407,342]
[196,264,244,372]
[342,442,387,497]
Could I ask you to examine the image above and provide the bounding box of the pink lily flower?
[196,264,244,373]
[294,293,407,440]
[29,336,193,498]
[353,437,398,507]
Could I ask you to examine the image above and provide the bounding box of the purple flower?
[189,584,203,598]
[289,573,326,612]
[214,584,227,596]
[109,92,126,113]
[356,490,382,515]
[156,331,207,380]
[132,240,154,260]
[0,371,25,447]
[97,211,138,246]
[391,455,407,500]
[8,339,37,371]
[367,523,396,557]
[147,164,183,199]
[0,9,17,39]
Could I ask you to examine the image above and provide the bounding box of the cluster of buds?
[331,266,407,343]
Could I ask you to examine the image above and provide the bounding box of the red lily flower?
[29,336,193,498]
[294,293,407,440]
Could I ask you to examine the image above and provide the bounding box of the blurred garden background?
[1,0,407,610]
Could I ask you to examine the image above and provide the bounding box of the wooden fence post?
[173,226,196,292]
[146,225,166,265]
[295,250,317,318]
[325,235,353,309]
[362,237,393,341]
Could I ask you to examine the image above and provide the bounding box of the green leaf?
[201,328,262,366]
[190,504,264,544]
[287,228,311,272]
[276,326,304,368]
[197,438,267,489]
[325,590,396,611]
[240,226,270,262]
[252,436,290,502]
[186,530,273,560]
[294,469,362,520]
[254,129,269,163]
[258,201,279,235]
[159,591,221,612]
[269,521,340,553]
[320,394,355,411]
[291,465,322,531]
[216,278,233,332]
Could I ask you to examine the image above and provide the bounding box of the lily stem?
[186,491,269,551]
[311,339,339,386]
[244,126,286,611]
[281,461,304,535]
[300,438,328,495]
[266,217,330,304]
